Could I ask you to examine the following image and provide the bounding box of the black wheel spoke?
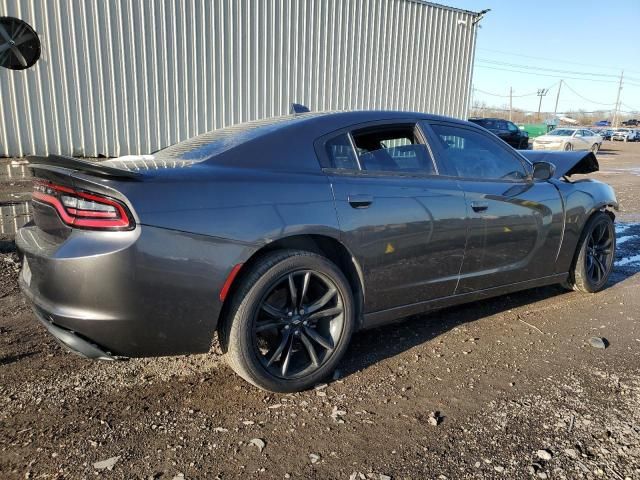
[308,305,343,321]
[0,24,12,43]
[281,337,295,376]
[300,272,311,306]
[299,332,319,366]
[587,256,595,276]
[267,330,291,367]
[304,326,334,351]
[261,302,285,318]
[593,255,606,281]
[288,274,298,309]
[307,287,337,314]
[256,320,286,333]
[600,237,613,249]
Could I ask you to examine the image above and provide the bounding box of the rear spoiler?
[27,154,144,180]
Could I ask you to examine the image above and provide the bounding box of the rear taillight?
[32,180,134,230]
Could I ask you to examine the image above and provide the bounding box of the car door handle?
[348,194,373,209]
[471,201,489,212]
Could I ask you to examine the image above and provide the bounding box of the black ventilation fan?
[0,16,41,70]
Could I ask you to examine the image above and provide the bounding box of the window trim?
[423,120,534,183]
[313,119,440,177]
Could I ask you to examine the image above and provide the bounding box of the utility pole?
[537,88,549,123]
[553,80,563,117]
[612,71,624,128]
[509,87,513,121]
[470,85,475,117]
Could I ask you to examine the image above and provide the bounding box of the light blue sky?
[450,0,640,115]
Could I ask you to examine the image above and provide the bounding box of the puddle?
[615,222,640,269]
[0,202,32,235]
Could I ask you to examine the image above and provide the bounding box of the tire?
[591,143,599,154]
[564,142,573,151]
[568,212,616,293]
[221,249,355,392]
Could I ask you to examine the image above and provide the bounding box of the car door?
[423,121,565,294]
[506,121,524,149]
[573,130,591,150]
[316,120,468,313]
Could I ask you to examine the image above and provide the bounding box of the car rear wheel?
[591,143,599,154]
[221,250,355,392]
[564,142,573,151]
[568,212,615,293]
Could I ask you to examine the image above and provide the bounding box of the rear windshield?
[154,113,319,162]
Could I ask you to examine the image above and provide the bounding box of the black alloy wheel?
[222,250,355,392]
[584,219,614,286]
[253,270,345,379]
[569,212,616,293]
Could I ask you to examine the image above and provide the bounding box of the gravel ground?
[1,142,639,479]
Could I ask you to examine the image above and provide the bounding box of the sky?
[449,0,640,116]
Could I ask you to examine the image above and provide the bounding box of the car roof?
[155,110,471,163]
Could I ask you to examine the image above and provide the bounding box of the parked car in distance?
[598,129,614,140]
[468,117,529,149]
[621,119,639,127]
[611,128,637,142]
[18,110,618,392]
[593,120,611,127]
[532,128,602,152]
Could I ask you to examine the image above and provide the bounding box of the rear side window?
[351,125,436,174]
[430,124,528,180]
[325,134,359,170]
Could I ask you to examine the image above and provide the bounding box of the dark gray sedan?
[17,111,618,392]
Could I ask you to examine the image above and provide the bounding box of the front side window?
[430,124,528,180]
[507,122,519,132]
[351,124,436,174]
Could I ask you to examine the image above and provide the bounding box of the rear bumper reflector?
[219,263,243,302]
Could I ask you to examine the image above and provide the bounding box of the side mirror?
[532,161,556,181]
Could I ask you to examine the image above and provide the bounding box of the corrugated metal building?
[0,0,481,158]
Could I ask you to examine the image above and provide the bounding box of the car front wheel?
[568,212,615,293]
[564,142,573,151]
[221,250,355,392]
[591,143,599,154]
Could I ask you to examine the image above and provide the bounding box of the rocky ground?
[1,143,639,479]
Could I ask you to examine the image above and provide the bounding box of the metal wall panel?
[0,0,479,157]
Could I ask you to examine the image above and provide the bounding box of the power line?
[477,47,640,76]
[473,87,547,98]
[475,64,618,84]
[561,81,616,106]
[477,58,620,79]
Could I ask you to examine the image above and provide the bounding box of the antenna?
[290,103,311,115]
[0,17,41,70]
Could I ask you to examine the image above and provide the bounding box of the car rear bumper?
[30,304,119,360]
[16,223,243,357]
